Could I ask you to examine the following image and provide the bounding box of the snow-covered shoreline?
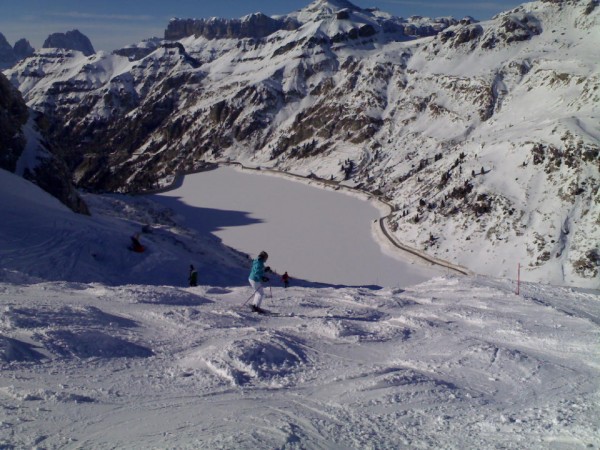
[152,164,445,288]
[221,161,472,276]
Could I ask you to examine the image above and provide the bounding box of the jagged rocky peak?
[43,29,95,56]
[0,34,35,69]
[13,38,34,60]
[0,32,17,69]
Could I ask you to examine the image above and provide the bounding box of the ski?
[249,305,268,314]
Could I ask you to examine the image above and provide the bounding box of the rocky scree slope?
[3,0,599,287]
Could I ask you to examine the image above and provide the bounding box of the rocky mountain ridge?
[165,13,300,41]
[0,33,34,70]
[3,0,599,287]
[0,72,88,214]
[165,3,462,43]
[0,29,94,70]
[42,29,96,56]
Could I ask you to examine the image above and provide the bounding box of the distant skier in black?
[189,265,198,287]
[281,271,290,288]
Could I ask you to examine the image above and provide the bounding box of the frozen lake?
[153,166,442,287]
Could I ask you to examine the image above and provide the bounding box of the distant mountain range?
[0,29,95,70]
[1,0,599,288]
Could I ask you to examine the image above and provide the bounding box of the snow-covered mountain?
[1,159,599,449]
[3,0,599,287]
[164,1,458,42]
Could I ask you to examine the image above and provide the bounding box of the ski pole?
[243,288,260,305]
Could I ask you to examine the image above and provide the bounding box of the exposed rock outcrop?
[165,13,299,41]
[0,32,17,69]
[43,29,95,56]
[0,34,36,69]
[0,73,88,214]
[13,39,35,60]
[0,72,28,169]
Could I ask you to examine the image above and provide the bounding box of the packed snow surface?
[1,168,599,448]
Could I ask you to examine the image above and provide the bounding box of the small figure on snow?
[189,265,198,287]
[281,271,290,288]
[248,251,272,313]
[129,233,145,253]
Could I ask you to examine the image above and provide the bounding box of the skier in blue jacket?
[248,251,271,313]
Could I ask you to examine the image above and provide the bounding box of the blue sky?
[0,0,523,52]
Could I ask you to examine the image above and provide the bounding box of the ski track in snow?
[1,277,599,449]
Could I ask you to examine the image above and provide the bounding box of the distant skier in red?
[129,233,145,253]
[281,271,290,288]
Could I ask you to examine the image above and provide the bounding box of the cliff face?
[0,33,17,69]
[165,13,299,41]
[0,73,28,170]
[13,39,35,60]
[0,73,88,214]
[164,3,458,42]
[5,0,600,287]
[43,29,95,56]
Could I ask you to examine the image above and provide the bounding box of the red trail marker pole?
[516,263,521,295]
